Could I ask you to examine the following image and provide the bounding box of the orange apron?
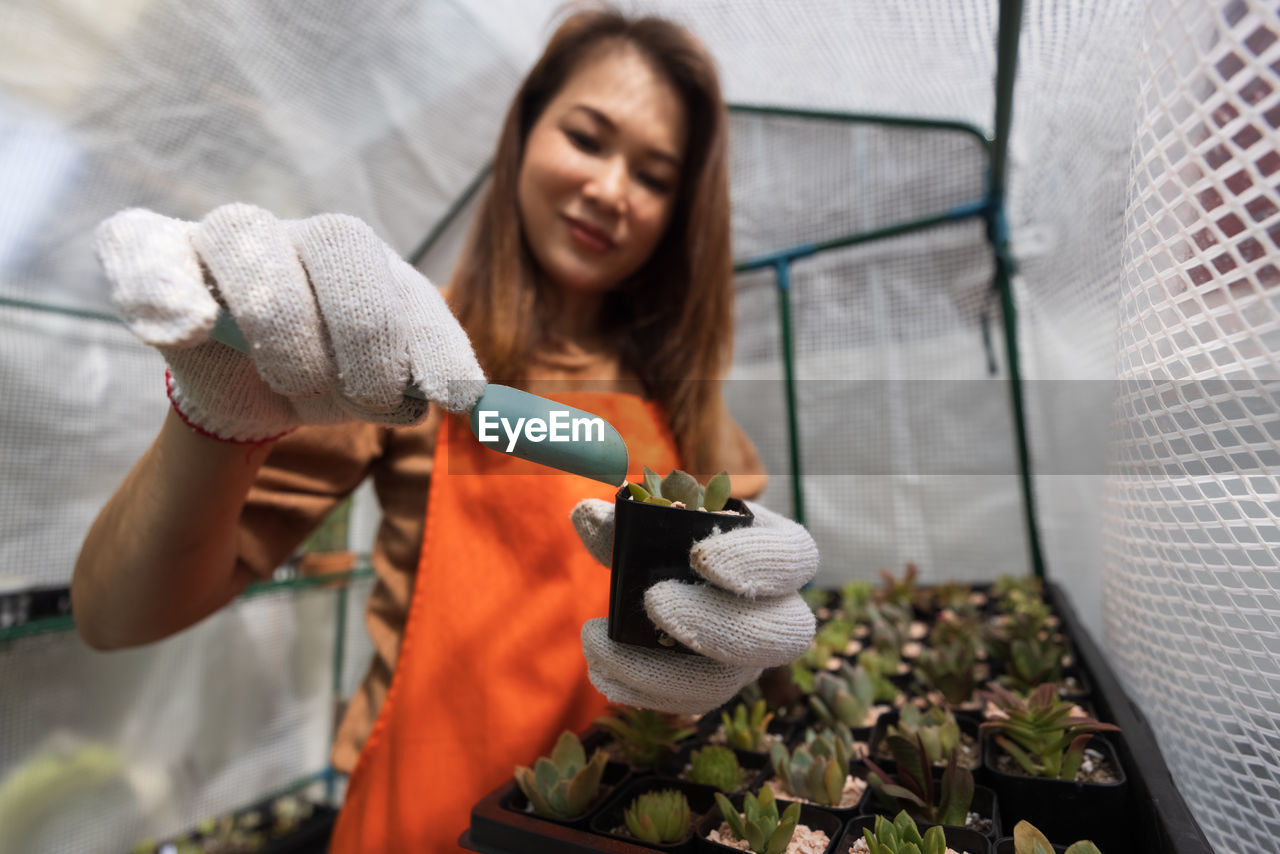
[328,392,681,853]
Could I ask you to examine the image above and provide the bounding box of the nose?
[583,155,628,214]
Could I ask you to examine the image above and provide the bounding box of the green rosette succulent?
[712,786,800,854]
[687,745,745,793]
[623,788,690,844]
[980,682,1120,780]
[769,724,856,806]
[1013,820,1102,854]
[860,811,948,854]
[627,466,731,511]
[594,706,695,767]
[720,699,774,752]
[513,731,609,820]
[809,662,876,729]
[885,705,962,767]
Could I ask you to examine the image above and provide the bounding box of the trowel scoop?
[210,308,630,485]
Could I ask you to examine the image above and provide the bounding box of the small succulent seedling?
[980,682,1120,780]
[992,573,1043,603]
[839,579,875,621]
[769,724,856,806]
[913,643,979,707]
[865,735,973,827]
[1013,819,1103,854]
[720,699,775,752]
[998,634,1067,692]
[624,788,691,844]
[929,581,982,617]
[855,649,903,703]
[594,706,695,767]
[815,615,858,654]
[884,705,963,767]
[627,466,731,511]
[712,785,801,854]
[688,745,745,792]
[860,810,948,854]
[809,661,876,729]
[513,731,609,820]
[875,563,921,609]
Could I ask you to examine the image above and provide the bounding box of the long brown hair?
[447,5,734,476]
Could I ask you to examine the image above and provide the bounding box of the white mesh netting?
[0,0,1277,850]
[1103,0,1280,849]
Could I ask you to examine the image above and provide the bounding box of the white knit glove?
[94,204,486,441]
[572,499,818,714]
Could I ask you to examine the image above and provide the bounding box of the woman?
[75,7,818,852]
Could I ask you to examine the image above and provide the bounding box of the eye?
[565,129,600,153]
[637,172,673,194]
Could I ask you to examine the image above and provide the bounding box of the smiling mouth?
[564,216,615,251]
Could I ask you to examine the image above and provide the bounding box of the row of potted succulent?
[487,563,1127,854]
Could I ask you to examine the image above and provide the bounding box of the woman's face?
[518,44,688,296]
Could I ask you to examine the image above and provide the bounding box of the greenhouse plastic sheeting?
[0,1,1277,852]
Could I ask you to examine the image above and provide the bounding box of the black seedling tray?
[463,582,1213,853]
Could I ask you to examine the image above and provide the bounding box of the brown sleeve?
[238,422,385,578]
[329,407,443,774]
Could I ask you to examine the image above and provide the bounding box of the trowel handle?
[209,308,629,485]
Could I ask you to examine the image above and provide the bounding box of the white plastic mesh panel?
[727,215,1028,587]
[0,586,337,854]
[1103,0,1280,849]
[0,303,164,589]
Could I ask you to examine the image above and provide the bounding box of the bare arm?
[72,409,278,650]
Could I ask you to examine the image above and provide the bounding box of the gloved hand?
[571,499,818,714]
[94,204,486,442]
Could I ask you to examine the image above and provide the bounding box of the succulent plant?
[594,706,695,767]
[1013,819,1103,854]
[913,642,979,707]
[865,735,974,827]
[875,563,921,609]
[859,811,949,854]
[815,615,858,654]
[720,699,775,752]
[855,649,903,703]
[809,662,876,729]
[769,724,856,806]
[998,634,1067,692]
[884,705,963,767]
[992,573,1043,603]
[687,745,745,793]
[928,581,983,617]
[624,788,691,844]
[513,730,609,820]
[980,682,1120,780]
[627,466,731,511]
[839,580,874,621]
[712,785,801,854]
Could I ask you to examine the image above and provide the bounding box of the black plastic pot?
[982,735,1129,852]
[609,486,754,653]
[837,814,991,854]
[865,708,983,779]
[591,778,724,853]
[500,760,631,831]
[860,780,1001,842]
[695,793,844,854]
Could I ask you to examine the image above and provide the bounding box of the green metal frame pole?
[774,261,806,527]
[989,0,1047,580]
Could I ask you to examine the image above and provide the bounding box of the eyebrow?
[571,104,682,168]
